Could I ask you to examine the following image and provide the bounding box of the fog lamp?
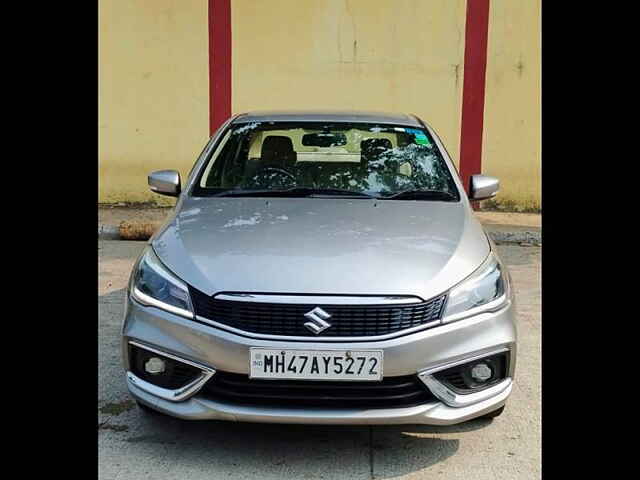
[144,357,166,375]
[470,362,493,382]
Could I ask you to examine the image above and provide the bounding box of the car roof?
[232,110,423,127]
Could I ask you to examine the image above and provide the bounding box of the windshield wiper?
[380,190,458,201]
[213,187,376,198]
[212,188,293,197]
[298,187,376,198]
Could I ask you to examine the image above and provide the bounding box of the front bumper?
[122,295,517,425]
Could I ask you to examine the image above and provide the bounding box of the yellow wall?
[99,0,209,204]
[99,0,540,210]
[232,0,467,167]
[482,0,541,211]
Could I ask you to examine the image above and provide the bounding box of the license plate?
[249,348,383,381]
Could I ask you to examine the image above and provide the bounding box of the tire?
[481,405,505,419]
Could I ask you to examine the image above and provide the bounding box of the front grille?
[199,371,435,409]
[188,288,446,338]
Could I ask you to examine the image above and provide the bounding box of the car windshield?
[192,121,460,200]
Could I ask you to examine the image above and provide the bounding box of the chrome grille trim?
[213,293,424,305]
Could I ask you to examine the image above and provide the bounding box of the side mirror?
[148,170,181,197]
[469,175,499,201]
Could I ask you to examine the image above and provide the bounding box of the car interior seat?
[244,135,298,186]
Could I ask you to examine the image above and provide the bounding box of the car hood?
[152,196,490,300]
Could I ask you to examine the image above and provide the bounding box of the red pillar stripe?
[459,0,490,200]
[209,0,232,136]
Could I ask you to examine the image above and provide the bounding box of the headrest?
[261,135,296,165]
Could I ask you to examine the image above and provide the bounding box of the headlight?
[130,247,194,319]
[442,252,509,323]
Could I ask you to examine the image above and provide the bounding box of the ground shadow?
[124,415,465,478]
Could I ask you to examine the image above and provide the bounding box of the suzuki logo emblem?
[304,307,332,334]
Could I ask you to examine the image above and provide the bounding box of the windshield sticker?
[414,135,430,146]
[406,128,431,146]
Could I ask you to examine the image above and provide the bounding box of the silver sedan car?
[122,110,516,425]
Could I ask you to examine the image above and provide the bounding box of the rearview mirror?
[469,175,499,201]
[148,170,181,197]
[302,132,347,147]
